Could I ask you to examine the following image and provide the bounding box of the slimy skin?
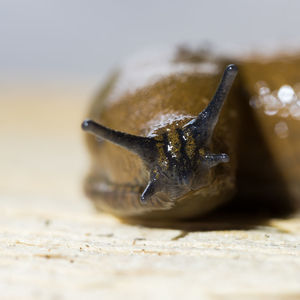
[238,55,300,210]
[82,50,240,221]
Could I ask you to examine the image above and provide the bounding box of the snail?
[82,46,300,221]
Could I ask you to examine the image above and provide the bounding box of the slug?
[82,46,300,221]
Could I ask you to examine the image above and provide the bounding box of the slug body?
[82,47,300,220]
[239,55,300,207]
[83,49,240,220]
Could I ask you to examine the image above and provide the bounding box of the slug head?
[82,64,238,205]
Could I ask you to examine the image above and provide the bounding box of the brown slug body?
[239,55,300,207]
[82,47,300,220]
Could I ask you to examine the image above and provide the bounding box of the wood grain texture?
[0,85,299,300]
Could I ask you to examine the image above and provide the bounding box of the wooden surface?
[1,83,300,300]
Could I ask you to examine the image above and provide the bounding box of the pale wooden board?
[0,84,300,300]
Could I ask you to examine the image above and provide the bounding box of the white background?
[1,0,300,86]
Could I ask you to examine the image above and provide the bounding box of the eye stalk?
[185,64,238,145]
[81,119,157,163]
[82,64,238,205]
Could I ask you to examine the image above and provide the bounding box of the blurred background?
[1,0,300,213]
[2,0,300,85]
